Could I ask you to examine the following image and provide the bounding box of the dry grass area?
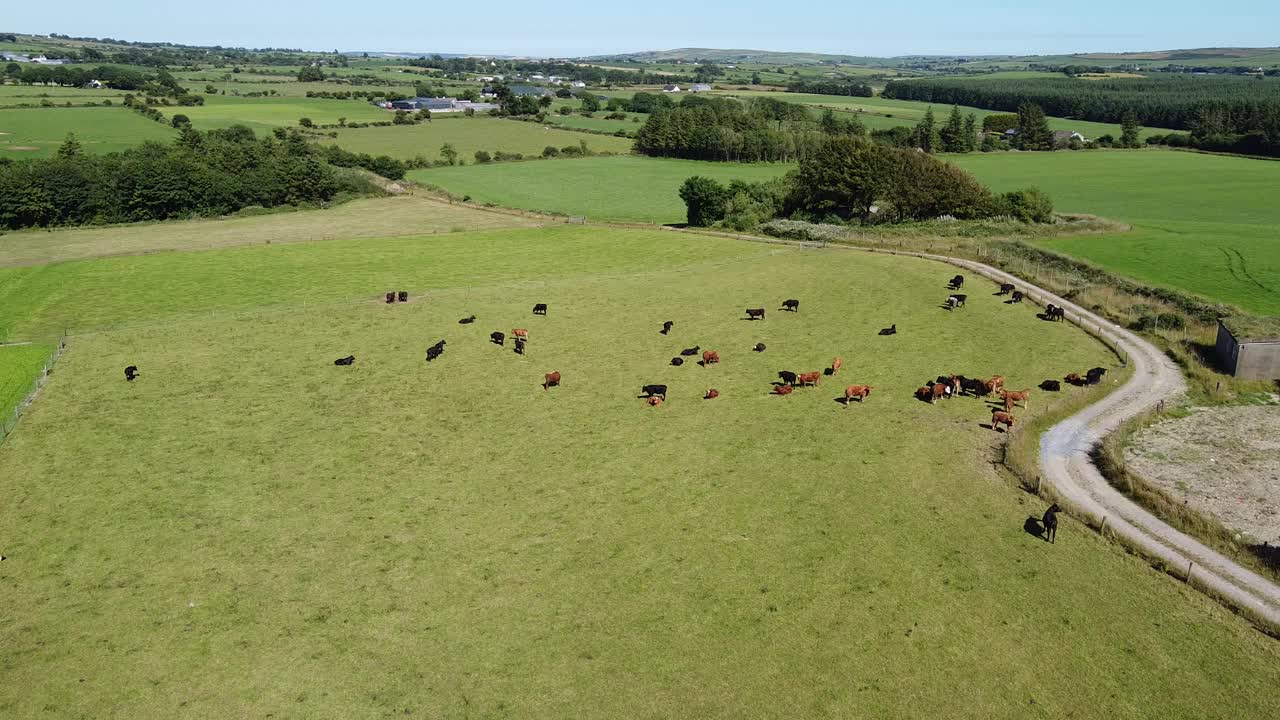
[0,195,538,267]
[1126,404,1280,545]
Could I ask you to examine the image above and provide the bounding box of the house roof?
[1220,316,1280,343]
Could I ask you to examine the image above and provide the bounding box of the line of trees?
[784,80,874,97]
[635,95,864,162]
[0,126,380,231]
[679,135,1054,229]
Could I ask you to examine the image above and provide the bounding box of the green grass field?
[175,95,391,133]
[2,224,1278,718]
[318,117,634,161]
[950,150,1280,314]
[0,343,52,422]
[544,111,648,135]
[0,106,176,158]
[411,156,791,222]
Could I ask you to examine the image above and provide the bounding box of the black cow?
[333,356,354,366]
[398,291,408,302]
[1039,379,1062,392]
[782,299,800,312]
[1045,304,1066,322]
[514,338,526,355]
[459,315,476,324]
[124,365,141,380]
[949,274,964,290]
[997,283,1015,295]
[746,308,766,320]
[680,346,700,356]
[778,370,798,386]
[385,292,396,304]
[879,324,897,336]
[671,357,684,367]
[661,321,674,335]
[426,340,446,362]
[1043,503,1062,543]
[490,331,505,346]
[642,384,668,400]
[959,376,990,396]
[1011,290,1024,303]
[753,343,766,353]
[533,303,547,316]
[947,294,967,309]
[1086,367,1107,384]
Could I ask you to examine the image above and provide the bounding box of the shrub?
[542,146,560,158]
[678,176,730,226]
[996,188,1055,223]
[474,150,492,164]
[299,117,314,128]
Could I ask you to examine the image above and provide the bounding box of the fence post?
[1099,515,1108,535]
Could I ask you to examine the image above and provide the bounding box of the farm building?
[1215,317,1280,380]
[389,97,498,113]
[662,84,681,93]
[570,80,586,88]
[509,85,553,98]
[690,83,713,92]
[1053,130,1087,147]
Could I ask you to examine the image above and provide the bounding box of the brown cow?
[1064,372,1084,386]
[843,385,872,405]
[929,382,950,403]
[831,356,843,375]
[701,350,720,365]
[915,386,933,403]
[797,371,821,388]
[1001,388,1030,411]
[774,383,795,396]
[985,375,1006,394]
[704,388,720,400]
[512,328,529,342]
[647,395,663,407]
[543,371,561,390]
[991,409,1015,432]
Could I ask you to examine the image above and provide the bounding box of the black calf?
[661,321,674,335]
[997,283,1015,295]
[671,357,684,367]
[533,303,548,315]
[879,324,897,336]
[459,315,476,324]
[514,338,526,355]
[642,384,668,400]
[753,343,766,352]
[333,356,354,367]
[385,292,396,304]
[490,331,505,346]
[949,274,964,290]
[124,365,140,380]
[1011,290,1024,303]
[398,291,408,302]
[746,308,766,320]
[782,299,799,312]
[680,346,700,356]
[1043,503,1061,543]
[1086,367,1107,384]
[1039,380,1061,392]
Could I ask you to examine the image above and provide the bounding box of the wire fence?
[1,335,68,445]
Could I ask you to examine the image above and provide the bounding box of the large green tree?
[1120,109,1142,148]
[1015,102,1054,151]
[940,105,966,153]
[914,107,942,153]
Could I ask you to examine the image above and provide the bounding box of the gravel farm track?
[668,224,1280,635]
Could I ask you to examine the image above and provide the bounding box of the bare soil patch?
[1126,404,1280,544]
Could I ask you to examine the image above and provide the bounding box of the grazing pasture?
[0,106,175,158]
[317,117,634,160]
[0,343,52,420]
[0,195,535,268]
[2,227,1278,719]
[174,95,390,132]
[951,149,1280,314]
[411,156,792,222]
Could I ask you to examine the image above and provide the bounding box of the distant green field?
[0,85,130,103]
[175,95,390,133]
[0,106,175,158]
[950,150,1280,314]
[320,117,633,161]
[713,90,1161,138]
[0,343,52,422]
[181,80,417,99]
[544,111,648,135]
[411,156,791,222]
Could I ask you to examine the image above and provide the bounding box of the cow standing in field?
[490,331,505,346]
[797,371,821,388]
[1087,367,1107,385]
[746,308,766,320]
[704,389,720,400]
[1043,503,1062,543]
[1001,388,1031,412]
[642,384,668,400]
[543,371,561,390]
[843,385,872,405]
[831,357,843,375]
[947,294,967,310]
[701,350,720,366]
[985,375,1006,394]
[533,303,548,316]
[425,340,446,362]
[512,329,529,343]
[997,283,1015,296]
[991,409,1015,432]
[782,299,800,312]
[385,292,397,304]
[398,291,408,302]
[124,365,141,380]
[514,338,526,355]
[929,382,951,403]
[1010,291,1024,304]
[661,321,674,335]
[949,275,964,290]
[778,370,798,386]
[1051,306,1066,322]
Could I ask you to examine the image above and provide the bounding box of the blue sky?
[7,1,1276,57]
